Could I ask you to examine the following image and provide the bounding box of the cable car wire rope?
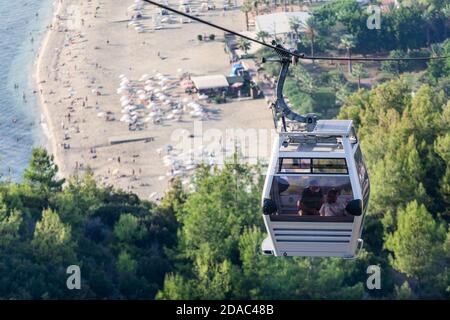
[143,0,450,62]
[143,0,450,131]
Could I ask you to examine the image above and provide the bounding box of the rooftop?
[280,141,345,154]
[191,74,229,90]
[255,11,311,35]
[313,120,353,135]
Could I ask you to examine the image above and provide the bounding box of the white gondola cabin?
[261,120,370,258]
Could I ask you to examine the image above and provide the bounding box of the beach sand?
[36,0,274,200]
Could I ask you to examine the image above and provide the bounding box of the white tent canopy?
[191,74,229,90]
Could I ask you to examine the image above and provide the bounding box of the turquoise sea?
[0,0,54,180]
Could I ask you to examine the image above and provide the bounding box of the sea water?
[0,0,54,181]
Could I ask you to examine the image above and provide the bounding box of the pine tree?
[385,201,446,281]
[24,148,64,194]
[32,208,74,263]
[114,213,147,244]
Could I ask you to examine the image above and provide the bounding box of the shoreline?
[34,0,274,199]
[35,0,65,176]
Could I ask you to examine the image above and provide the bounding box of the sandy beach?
[35,0,274,200]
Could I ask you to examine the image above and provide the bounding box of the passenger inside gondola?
[297,179,323,216]
[319,188,347,217]
[270,175,354,221]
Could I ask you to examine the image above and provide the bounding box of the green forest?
[1,77,449,299]
[1,0,450,299]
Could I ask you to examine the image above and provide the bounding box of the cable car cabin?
[261,120,370,258]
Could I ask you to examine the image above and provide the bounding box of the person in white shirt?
[319,189,347,217]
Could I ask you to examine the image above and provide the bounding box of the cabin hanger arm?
[264,43,318,132]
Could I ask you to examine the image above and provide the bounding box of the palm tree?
[339,34,356,73]
[237,38,252,55]
[442,4,450,38]
[352,63,368,89]
[288,16,302,44]
[421,9,433,48]
[252,0,260,15]
[261,0,270,12]
[302,18,317,63]
[241,1,253,31]
[256,30,270,43]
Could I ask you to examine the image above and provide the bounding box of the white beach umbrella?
[121,100,131,107]
[172,170,183,176]
[120,114,131,122]
[122,105,133,112]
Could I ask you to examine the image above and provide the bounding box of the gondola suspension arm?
[265,44,318,131]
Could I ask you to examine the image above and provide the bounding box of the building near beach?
[191,74,229,94]
[255,11,311,38]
